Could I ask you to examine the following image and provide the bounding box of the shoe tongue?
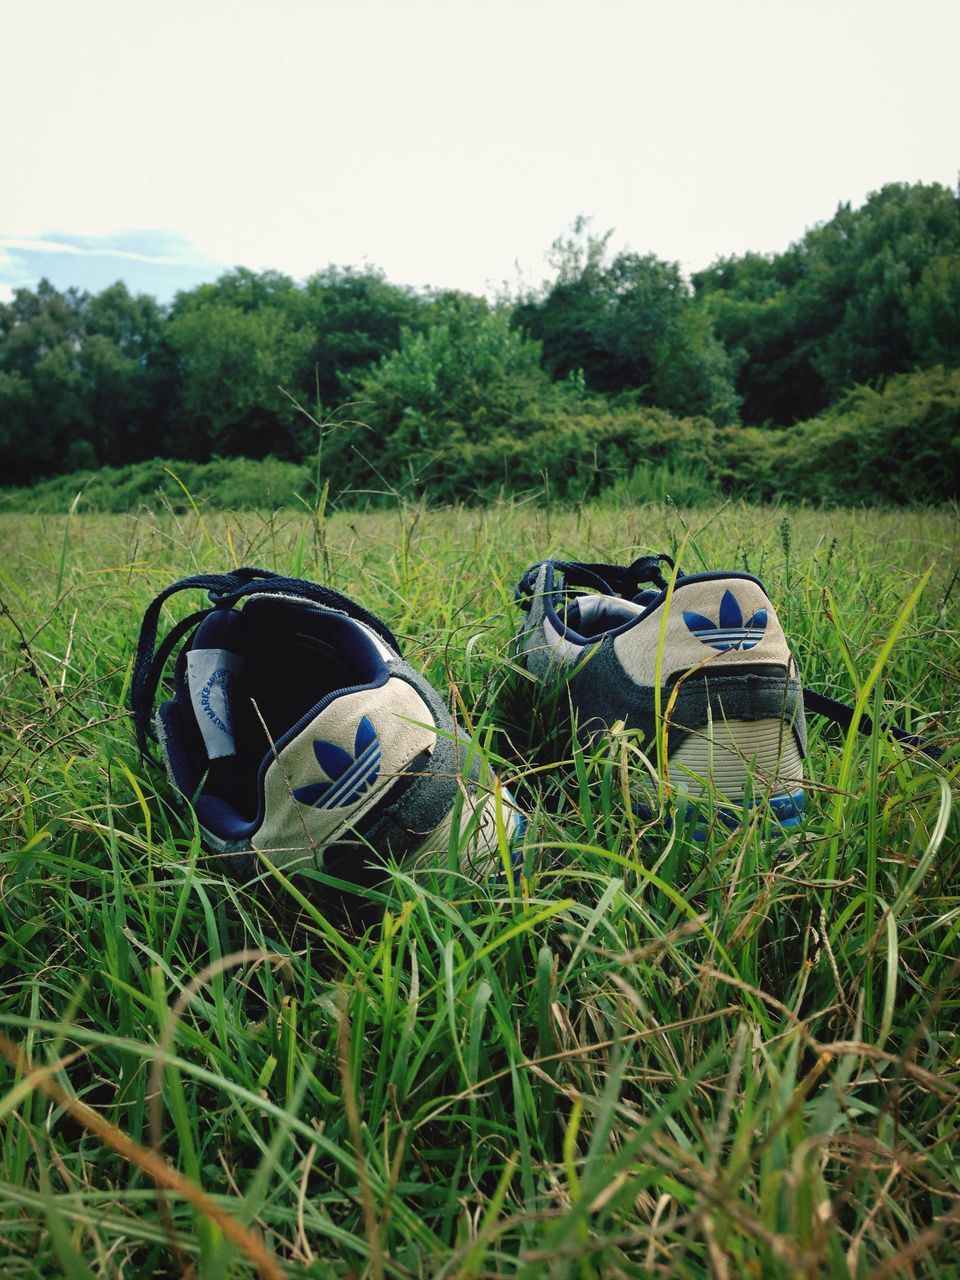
[571,593,647,632]
[187,648,245,759]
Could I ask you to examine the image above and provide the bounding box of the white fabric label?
[186,649,244,759]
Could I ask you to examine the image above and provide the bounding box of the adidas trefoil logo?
[683,590,767,652]
[293,716,381,809]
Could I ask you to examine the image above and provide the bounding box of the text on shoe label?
[186,649,244,759]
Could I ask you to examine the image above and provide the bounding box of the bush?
[0,456,314,514]
[3,368,956,511]
[712,366,960,504]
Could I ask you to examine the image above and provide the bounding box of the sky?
[3,0,958,304]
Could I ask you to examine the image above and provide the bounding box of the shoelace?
[130,568,401,758]
[517,557,946,763]
[516,553,677,606]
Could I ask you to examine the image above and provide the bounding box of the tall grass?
[0,498,957,1277]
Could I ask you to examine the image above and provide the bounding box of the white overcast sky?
[3,0,958,301]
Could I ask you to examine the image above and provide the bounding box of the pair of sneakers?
[131,556,808,891]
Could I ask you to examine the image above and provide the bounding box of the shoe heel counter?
[672,576,788,664]
[614,575,793,687]
[257,678,438,863]
[664,575,808,780]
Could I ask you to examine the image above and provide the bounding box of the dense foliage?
[1,181,958,502]
[693,181,960,425]
[0,267,430,486]
[513,219,741,424]
[6,365,958,511]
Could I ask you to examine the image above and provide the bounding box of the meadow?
[0,496,958,1278]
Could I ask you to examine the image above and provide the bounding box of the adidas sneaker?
[131,568,522,887]
[515,553,806,827]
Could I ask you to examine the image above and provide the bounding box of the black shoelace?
[130,567,400,757]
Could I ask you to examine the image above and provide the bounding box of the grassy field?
[0,497,958,1278]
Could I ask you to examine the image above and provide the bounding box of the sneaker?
[131,568,523,886]
[515,553,806,828]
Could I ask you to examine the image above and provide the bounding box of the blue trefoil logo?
[683,590,767,652]
[294,716,381,809]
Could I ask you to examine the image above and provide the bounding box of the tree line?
[1,180,958,502]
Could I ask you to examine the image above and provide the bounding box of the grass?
[0,495,958,1278]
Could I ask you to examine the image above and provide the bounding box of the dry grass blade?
[147,949,287,1278]
[0,1031,286,1280]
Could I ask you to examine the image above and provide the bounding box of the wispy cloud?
[0,245,33,298]
[0,234,205,267]
[0,230,226,302]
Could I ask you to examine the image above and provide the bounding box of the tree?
[805,182,959,393]
[168,265,426,414]
[0,370,44,483]
[0,279,86,380]
[164,304,312,459]
[514,220,739,422]
[694,181,960,423]
[0,279,173,478]
[330,296,562,496]
[908,254,960,367]
[169,267,300,317]
[651,308,742,425]
[81,283,168,465]
[299,267,428,408]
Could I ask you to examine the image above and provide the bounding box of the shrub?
[3,368,956,511]
[0,456,313,514]
[718,366,960,505]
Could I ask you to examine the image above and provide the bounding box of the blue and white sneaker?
[132,568,523,886]
[515,554,806,828]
